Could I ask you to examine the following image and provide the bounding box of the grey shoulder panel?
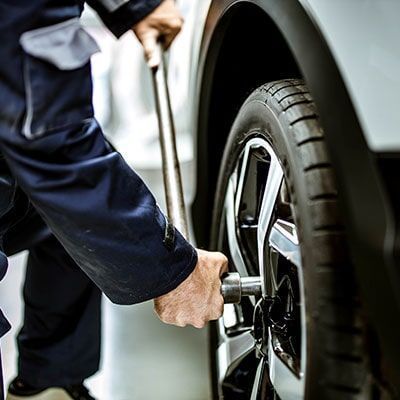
[20,18,100,70]
[97,0,131,12]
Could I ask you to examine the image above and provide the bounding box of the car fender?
[196,0,400,387]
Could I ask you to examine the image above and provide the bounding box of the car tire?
[209,79,373,400]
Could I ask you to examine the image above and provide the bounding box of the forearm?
[0,119,197,304]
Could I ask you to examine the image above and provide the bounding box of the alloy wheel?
[215,136,306,400]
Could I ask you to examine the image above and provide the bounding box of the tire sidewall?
[211,89,324,399]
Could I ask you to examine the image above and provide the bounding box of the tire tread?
[265,79,369,398]
[211,79,371,400]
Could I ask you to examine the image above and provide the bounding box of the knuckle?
[173,19,183,29]
[214,312,223,321]
[216,252,228,265]
[209,314,218,322]
[208,311,218,321]
[193,320,206,329]
[174,314,186,327]
[165,18,181,32]
[167,317,184,327]
[160,314,171,324]
[155,308,175,325]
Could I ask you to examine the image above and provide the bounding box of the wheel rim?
[215,136,306,400]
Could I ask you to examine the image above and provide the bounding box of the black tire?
[209,79,373,399]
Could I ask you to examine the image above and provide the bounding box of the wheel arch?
[193,0,400,390]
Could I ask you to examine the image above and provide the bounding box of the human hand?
[132,0,184,67]
[154,249,228,328]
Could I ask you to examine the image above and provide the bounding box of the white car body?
[301,0,400,151]
[87,0,400,193]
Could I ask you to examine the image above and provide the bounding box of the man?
[0,1,227,399]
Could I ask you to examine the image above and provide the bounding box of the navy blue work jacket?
[0,0,197,336]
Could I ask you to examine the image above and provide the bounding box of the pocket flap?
[20,18,100,70]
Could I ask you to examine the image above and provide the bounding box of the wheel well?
[193,3,301,247]
[192,0,400,390]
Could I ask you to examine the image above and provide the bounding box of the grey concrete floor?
[0,165,211,400]
[0,254,211,400]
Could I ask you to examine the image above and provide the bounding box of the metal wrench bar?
[150,45,189,239]
[150,44,261,303]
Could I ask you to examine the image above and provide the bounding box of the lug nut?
[221,272,262,304]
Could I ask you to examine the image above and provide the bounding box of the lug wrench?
[149,45,261,304]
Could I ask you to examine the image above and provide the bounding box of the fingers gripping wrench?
[149,45,261,304]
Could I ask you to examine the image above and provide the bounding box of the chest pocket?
[19,18,100,139]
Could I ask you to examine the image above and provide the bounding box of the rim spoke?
[234,142,251,217]
[267,248,280,295]
[218,137,306,400]
[269,219,301,268]
[268,338,305,400]
[257,154,284,295]
[217,329,255,383]
[224,179,248,276]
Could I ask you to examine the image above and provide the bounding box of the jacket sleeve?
[86,0,162,38]
[0,119,197,305]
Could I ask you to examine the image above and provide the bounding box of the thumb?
[141,32,161,68]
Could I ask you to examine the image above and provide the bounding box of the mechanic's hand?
[132,0,184,67]
[154,249,228,328]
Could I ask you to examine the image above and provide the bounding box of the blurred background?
[0,5,210,400]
